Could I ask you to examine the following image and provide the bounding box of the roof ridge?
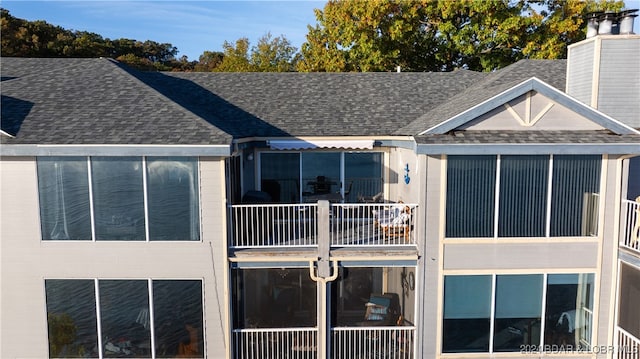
[106,60,232,139]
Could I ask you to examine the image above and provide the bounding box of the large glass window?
[442,275,492,353]
[37,158,92,240]
[493,275,543,351]
[147,158,200,241]
[46,280,98,358]
[446,155,601,238]
[259,151,384,203]
[545,274,594,349]
[92,157,146,241]
[37,157,200,241]
[45,279,204,359]
[442,273,594,354]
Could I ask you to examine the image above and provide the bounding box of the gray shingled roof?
[1,58,232,145]
[135,70,487,137]
[398,60,568,135]
[8,57,627,148]
[415,130,640,144]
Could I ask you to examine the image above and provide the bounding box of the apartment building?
[1,31,639,359]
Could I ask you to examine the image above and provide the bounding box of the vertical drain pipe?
[308,200,338,359]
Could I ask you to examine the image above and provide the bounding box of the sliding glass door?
[259,152,383,203]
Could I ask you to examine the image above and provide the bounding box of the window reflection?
[92,157,145,241]
[545,274,594,348]
[38,158,91,240]
[45,280,98,358]
[442,275,492,353]
[232,268,317,328]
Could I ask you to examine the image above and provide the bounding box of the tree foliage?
[214,33,298,72]
[297,0,626,72]
[1,8,180,70]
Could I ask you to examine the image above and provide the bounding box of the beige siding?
[0,156,229,359]
[443,241,599,270]
[597,38,640,128]
[567,39,595,105]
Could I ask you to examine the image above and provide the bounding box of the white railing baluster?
[232,328,318,359]
[229,202,418,249]
[621,199,640,255]
[331,326,415,359]
[616,326,640,359]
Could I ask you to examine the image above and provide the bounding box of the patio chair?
[373,203,412,242]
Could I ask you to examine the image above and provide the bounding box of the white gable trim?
[421,77,640,135]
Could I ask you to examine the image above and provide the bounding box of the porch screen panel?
[37,157,91,240]
[260,153,300,203]
[45,279,98,358]
[618,263,640,338]
[92,157,145,241]
[443,275,492,353]
[345,152,383,202]
[498,155,548,237]
[550,155,601,236]
[147,157,200,241]
[446,155,496,237]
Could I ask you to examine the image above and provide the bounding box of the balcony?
[621,199,640,256]
[228,202,419,249]
[232,326,416,359]
[615,327,640,359]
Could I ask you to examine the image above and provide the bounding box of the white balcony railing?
[331,204,418,247]
[229,204,319,248]
[229,203,418,249]
[232,327,318,359]
[616,326,640,359]
[332,326,415,359]
[621,199,640,255]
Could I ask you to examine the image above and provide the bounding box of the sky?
[2,0,325,61]
[2,0,640,61]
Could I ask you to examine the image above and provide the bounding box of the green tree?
[298,0,625,72]
[214,34,298,72]
[194,50,224,71]
[251,32,298,72]
[214,37,253,72]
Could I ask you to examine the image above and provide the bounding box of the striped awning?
[267,139,374,150]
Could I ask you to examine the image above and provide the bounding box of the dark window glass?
[494,275,543,352]
[550,155,601,236]
[232,268,317,328]
[38,158,91,240]
[345,153,383,202]
[498,156,548,237]
[153,280,204,358]
[446,156,496,237]
[260,153,300,203]
[147,158,200,241]
[45,280,98,358]
[545,274,594,349]
[99,280,151,358]
[442,275,492,353]
[92,157,145,241]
